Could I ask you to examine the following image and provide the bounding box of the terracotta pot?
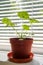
[10,38,33,59]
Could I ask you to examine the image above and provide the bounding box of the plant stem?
[12,26,20,38]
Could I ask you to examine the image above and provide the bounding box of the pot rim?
[10,38,33,40]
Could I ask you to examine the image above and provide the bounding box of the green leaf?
[2,17,15,27]
[17,11,30,20]
[22,25,30,30]
[29,18,39,23]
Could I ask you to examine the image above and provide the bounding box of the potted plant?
[2,11,39,62]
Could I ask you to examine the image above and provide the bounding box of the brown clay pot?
[10,38,33,59]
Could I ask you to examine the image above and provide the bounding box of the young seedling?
[2,11,39,39]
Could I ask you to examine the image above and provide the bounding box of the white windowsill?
[0,51,43,65]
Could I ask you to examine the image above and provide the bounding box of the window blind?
[0,0,43,53]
